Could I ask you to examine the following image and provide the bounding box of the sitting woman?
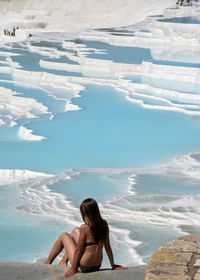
[44,198,128,277]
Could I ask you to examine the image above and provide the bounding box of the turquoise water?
[0,81,66,114]
[159,16,200,24]
[9,44,83,77]
[1,84,200,173]
[134,173,200,195]
[1,11,200,266]
[0,219,63,262]
[78,40,153,64]
[75,38,200,68]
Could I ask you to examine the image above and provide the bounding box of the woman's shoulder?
[80,223,90,231]
[80,223,91,239]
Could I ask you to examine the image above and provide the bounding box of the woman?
[44,198,128,277]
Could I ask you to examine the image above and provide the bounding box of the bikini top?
[84,223,103,247]
[84,241,99,247]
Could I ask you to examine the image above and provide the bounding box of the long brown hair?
[80,198,108,242]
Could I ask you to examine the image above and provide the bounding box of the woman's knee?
[60,232,71,240]
[71,227,80,235]
[71,227,80,243]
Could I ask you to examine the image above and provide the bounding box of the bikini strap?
[84,241,99,247]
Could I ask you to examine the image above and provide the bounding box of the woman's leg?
[71,227,80,244]
[58,252,69,267]
[58,227,80,267]
[44,232,76,265]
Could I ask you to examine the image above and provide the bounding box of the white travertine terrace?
[0,169,53,185]
[0,0,175,33]
[18,125,47,141]
[0,86,49,127]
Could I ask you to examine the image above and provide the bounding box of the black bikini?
[79,241,101,273]
[84,241,99,247]
[79,263,101,273]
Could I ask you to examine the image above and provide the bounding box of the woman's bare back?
[79,224,104,266]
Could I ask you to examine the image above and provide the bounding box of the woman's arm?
[104,226,128,271]
[65,225,86,277]
[104,230,115,269]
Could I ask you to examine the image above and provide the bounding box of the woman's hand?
[112,264,128,270]
[65,268,76,278]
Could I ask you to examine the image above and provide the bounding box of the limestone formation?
[145,233,200,280]
[0,261,147,280]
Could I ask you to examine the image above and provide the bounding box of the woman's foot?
[59,260,68,267]
[44,260,51,264]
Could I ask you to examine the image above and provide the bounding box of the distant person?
[44,198,128,277]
